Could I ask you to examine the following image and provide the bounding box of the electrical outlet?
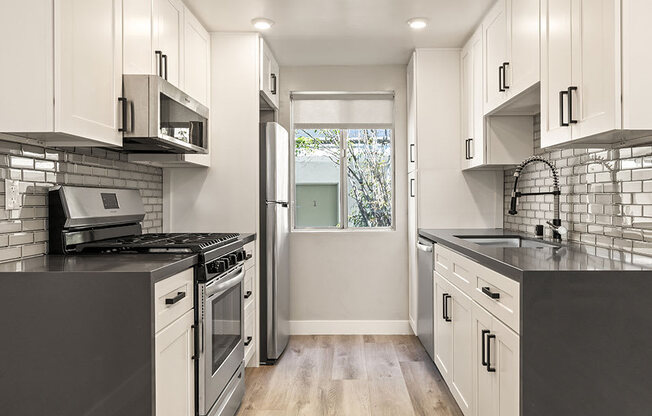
[5,179,21,210]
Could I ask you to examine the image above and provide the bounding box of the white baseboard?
[289,320,412,335]
[409,316,417,335]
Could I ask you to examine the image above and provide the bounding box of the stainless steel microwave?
[122,75,209,154]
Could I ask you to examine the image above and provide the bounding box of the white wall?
[279,65,410,333]
[164,33,260,234]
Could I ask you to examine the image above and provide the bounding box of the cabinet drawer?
[244,241,255,271]
[434,245,474,295]
[244,302,255,365]
[155,268,194,333]
[244,267,255,306]
[470,263,520,334]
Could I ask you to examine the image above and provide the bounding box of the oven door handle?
[206,265,245,298]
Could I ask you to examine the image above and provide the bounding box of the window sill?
[291,227,396,234]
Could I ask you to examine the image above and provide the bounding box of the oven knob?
[207,261,218,274]
[217,259,228,273]
[236,250,245,262]
[228,254,238,265]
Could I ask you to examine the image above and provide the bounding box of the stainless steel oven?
[198,254,246,416]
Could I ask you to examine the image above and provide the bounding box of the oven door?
[198,264,245,416]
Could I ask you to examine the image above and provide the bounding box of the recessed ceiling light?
[407,18,428,30]
[252,18,274,30]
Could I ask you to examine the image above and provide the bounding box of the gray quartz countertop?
[0,253,198,282]
[419,228,652,282]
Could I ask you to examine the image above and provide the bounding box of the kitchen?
[0,1,651,416]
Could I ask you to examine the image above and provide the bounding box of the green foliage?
[295,128,392,228]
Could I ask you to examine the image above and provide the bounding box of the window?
[292,92,394,229]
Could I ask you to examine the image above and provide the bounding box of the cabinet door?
[407,53,417,173]
[540,0,573,147]
[507,0,540,96]
[183,8,210,106]
[260,39,279,109]
[461,40,473,169]
[154,0,184,88]
[570,0,619,140]
[474,303,496,416]
[408,170,418,332]
[483,0,509,113]
[155,309,195,416]
[449,283,475,416]
[123,0,155,75]
[434,272,453,384]
[462,28,485,169]
[492,318,519,416]
[54,0,123,146]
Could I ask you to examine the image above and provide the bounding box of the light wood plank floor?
[237,335,463,416]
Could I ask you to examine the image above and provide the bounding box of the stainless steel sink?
[456,236,560,249]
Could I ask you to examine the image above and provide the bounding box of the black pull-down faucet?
[508,156,567,241]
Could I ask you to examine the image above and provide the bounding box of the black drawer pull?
[244,336,253,346]
[443,294,452,322]
[487,334,496,372]
[165,291,186,305]
[244,290,252,299]
[481,329,490,367]
[482,287,500,299]
[245,253,253,260]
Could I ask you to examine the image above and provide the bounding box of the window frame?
[290,92,396,232]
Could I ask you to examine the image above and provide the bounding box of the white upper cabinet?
[0,0,123,147]
[541,0,652,148]
[183,8,210,107]
[407,53,417,173]
[155,0,184,88]
[461,26,533,171]
[260,38,280,109]
[461,28,485,169]
[483,0,540,115]
[123,0,185,89]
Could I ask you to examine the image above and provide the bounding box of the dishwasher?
[416,236,435,360]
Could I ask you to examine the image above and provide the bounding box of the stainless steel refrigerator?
[259,122,290,363]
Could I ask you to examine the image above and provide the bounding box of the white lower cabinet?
[155,309,195,416]
[434,271,475,416]
[434,246,520,416]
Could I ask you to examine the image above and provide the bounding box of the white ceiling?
[184,0,496,66]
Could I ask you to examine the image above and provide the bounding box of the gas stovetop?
[78,233,240,254]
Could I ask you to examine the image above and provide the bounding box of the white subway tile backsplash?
[0,138,163,264]
[505,114,652,263]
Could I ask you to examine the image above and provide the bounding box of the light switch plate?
[5,179,21,210]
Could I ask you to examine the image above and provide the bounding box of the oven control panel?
[206,249,245,275]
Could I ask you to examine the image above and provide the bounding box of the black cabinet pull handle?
[442,293,448,320]
[464,139,469,160]
[162,54,168,80]
[502,62,510,89]
[244,290,252,299]
[487,334,496,372]
[410,143,415,163]
[468,138,473,159]
[559,90,569,127]
[118,97,127,132]
[410,178,415,198]
[165,291,186,305]
[155,50,162,77]
[244,336,253,346]
[568,86,578,124]
[481,329,490,367]
[482,286,500,299]
[444,294,452,322]
[498,65,505,92]
[271,73,277,95]
[245,253,252,260]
